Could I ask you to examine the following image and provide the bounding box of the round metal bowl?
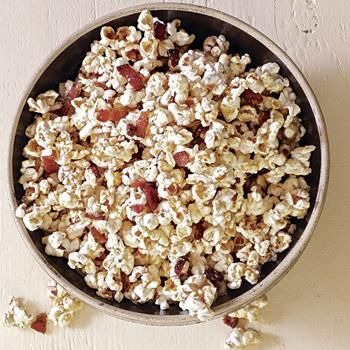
[7,2,329,326]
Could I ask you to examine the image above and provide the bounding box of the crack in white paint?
[273,0,278,39]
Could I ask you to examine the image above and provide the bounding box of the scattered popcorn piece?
[228,295,268,322]
[47,281,83,327]
[224,328,260,350]
[223,295,268,350]
[1,298,33,329]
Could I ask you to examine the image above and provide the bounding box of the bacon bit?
[173,151,190,167]
[94,250,108,267]
[193,222,205,240]
[207,83,215,91]
[153,20,167,40]
[193,125,208,142]
[31,313,47,334]
[184,97,195,107]
[67,84,81,100]
[142,182,159,211]
[282,148,290,157]
[86,213,105,220]
[95,82,108,90]
[279,108,289,117]
[199,142,206,150]
[174,258,187,276]
[121,272,132,293]
[107,96,116,105]
[167,183,179,195]
[97,107,129,123]
[135,112,149,138]
[205,268,224,283]
[117,64,144,91]
[91,227,107,244]
[130,180,159,212]
[202,221,210,229]
[42,154,59,175]
[56,100,75,116]
[130,179,144,188]
[241,89,263,107]
[90,164,100,178]
[70,130,80,144]
[223,315,238,328]
[130,204,144,213]
[125,49,141,61]
[56,84,81,116]
[258,110,270,126]
[167,49,180,67]
[126,123,137,136]
[232,193,238,202]
[233,235,247,252]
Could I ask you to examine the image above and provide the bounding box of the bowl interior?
[12,9,321,317]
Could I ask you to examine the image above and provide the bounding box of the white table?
[0,0,349,349]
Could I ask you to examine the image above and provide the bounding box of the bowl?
[7,2,329,325]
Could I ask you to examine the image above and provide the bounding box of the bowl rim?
[6,2,330,326]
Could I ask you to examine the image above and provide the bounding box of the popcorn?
[227,263,246,289]
[47,281,83,327]
[179,274,216,321]
[27,90,60,114]
[1,298,33,329]
[224,328,260,350]
[223,295,268,349]
[16,10,315,321]
[228,295,268,322]
[68,252,97,274]
[137,10,153,32]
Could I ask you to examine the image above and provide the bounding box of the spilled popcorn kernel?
[47,281,83,328]
[1,298,33,329]
[224,328,260,350]
[223,295,268,350]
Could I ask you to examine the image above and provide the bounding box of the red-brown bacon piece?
[117,64,144,91]
[173,151,190,167]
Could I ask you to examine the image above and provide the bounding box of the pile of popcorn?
[15,10,315,321]
[1,281,83,333]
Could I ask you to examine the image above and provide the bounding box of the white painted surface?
[0,0,348,349]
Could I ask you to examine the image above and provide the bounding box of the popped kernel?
[47,281,83,327]
[1,298,33,329]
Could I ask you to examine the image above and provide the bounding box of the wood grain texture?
[0,0,348,349]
